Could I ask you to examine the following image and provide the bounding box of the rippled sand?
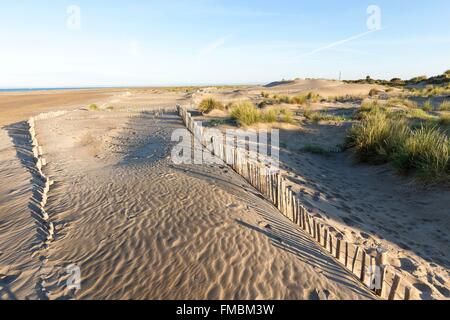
[0,108,374,300]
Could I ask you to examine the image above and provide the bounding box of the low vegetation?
[408,84,450,97]
[198,98,224,114]
[347,103,450,182]
[304,108,348,123]
[260,92,321,106]
[422,100,433,112]
[438,100,450,111]
[301,144,331,157]
[230,101,294,126]
[345,70,450,87]
[327,94,364,103]
[386,97,418,109]
[88,104,99,111]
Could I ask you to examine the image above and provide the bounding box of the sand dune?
[259,79,386,97]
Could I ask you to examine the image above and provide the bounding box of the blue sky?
[1,0,449,87]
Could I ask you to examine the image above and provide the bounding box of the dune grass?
[230,102,295,126]
[392,126,450,181]
[303,107,348,123]
[386,97,418,109]
[230,101,260,126]
[404,108,436,121]
[409,84,450,97]
[88,104,99,111]
[438,100,450,111]
[198,98,224,114]
[347,106,450,182]
[264,92,321,106]
[422,100,433,112]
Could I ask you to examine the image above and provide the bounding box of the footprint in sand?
[308,288,331,300]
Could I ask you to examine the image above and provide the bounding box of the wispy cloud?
[199,35,231,57]
[280,28,385,64]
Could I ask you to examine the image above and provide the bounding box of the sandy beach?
[0,88,377,300]
[1,81,448,300]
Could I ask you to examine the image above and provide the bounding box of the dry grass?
[386,97,418,109]
[230,102,295,126]
[438,100,450,111]
[422,100,433,112]
[198,98,224,114]
[304,109,347,123]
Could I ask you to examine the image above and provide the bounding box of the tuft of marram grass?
[198,98,224,114]
[392,125,450,181]
[347,110,407,163]
[404,108,436,121]
[230,102,295,126]
[261,108,277,123]
[265,92,320,105]
[347,109,450,182]
[422,100,433,112]
[230,101,260,126]
[88,104,99,111]
[304,108,348,123]
[438,100,450,111]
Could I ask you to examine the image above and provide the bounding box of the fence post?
[376,249,388,297]
[276,174,281,210]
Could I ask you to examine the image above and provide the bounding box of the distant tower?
[339,71,342,81]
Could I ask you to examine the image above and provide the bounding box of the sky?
[0,0,449,88]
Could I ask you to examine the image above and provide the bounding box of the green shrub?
[198,98,224,114]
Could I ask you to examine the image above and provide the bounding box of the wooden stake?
[388,274,401,300]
